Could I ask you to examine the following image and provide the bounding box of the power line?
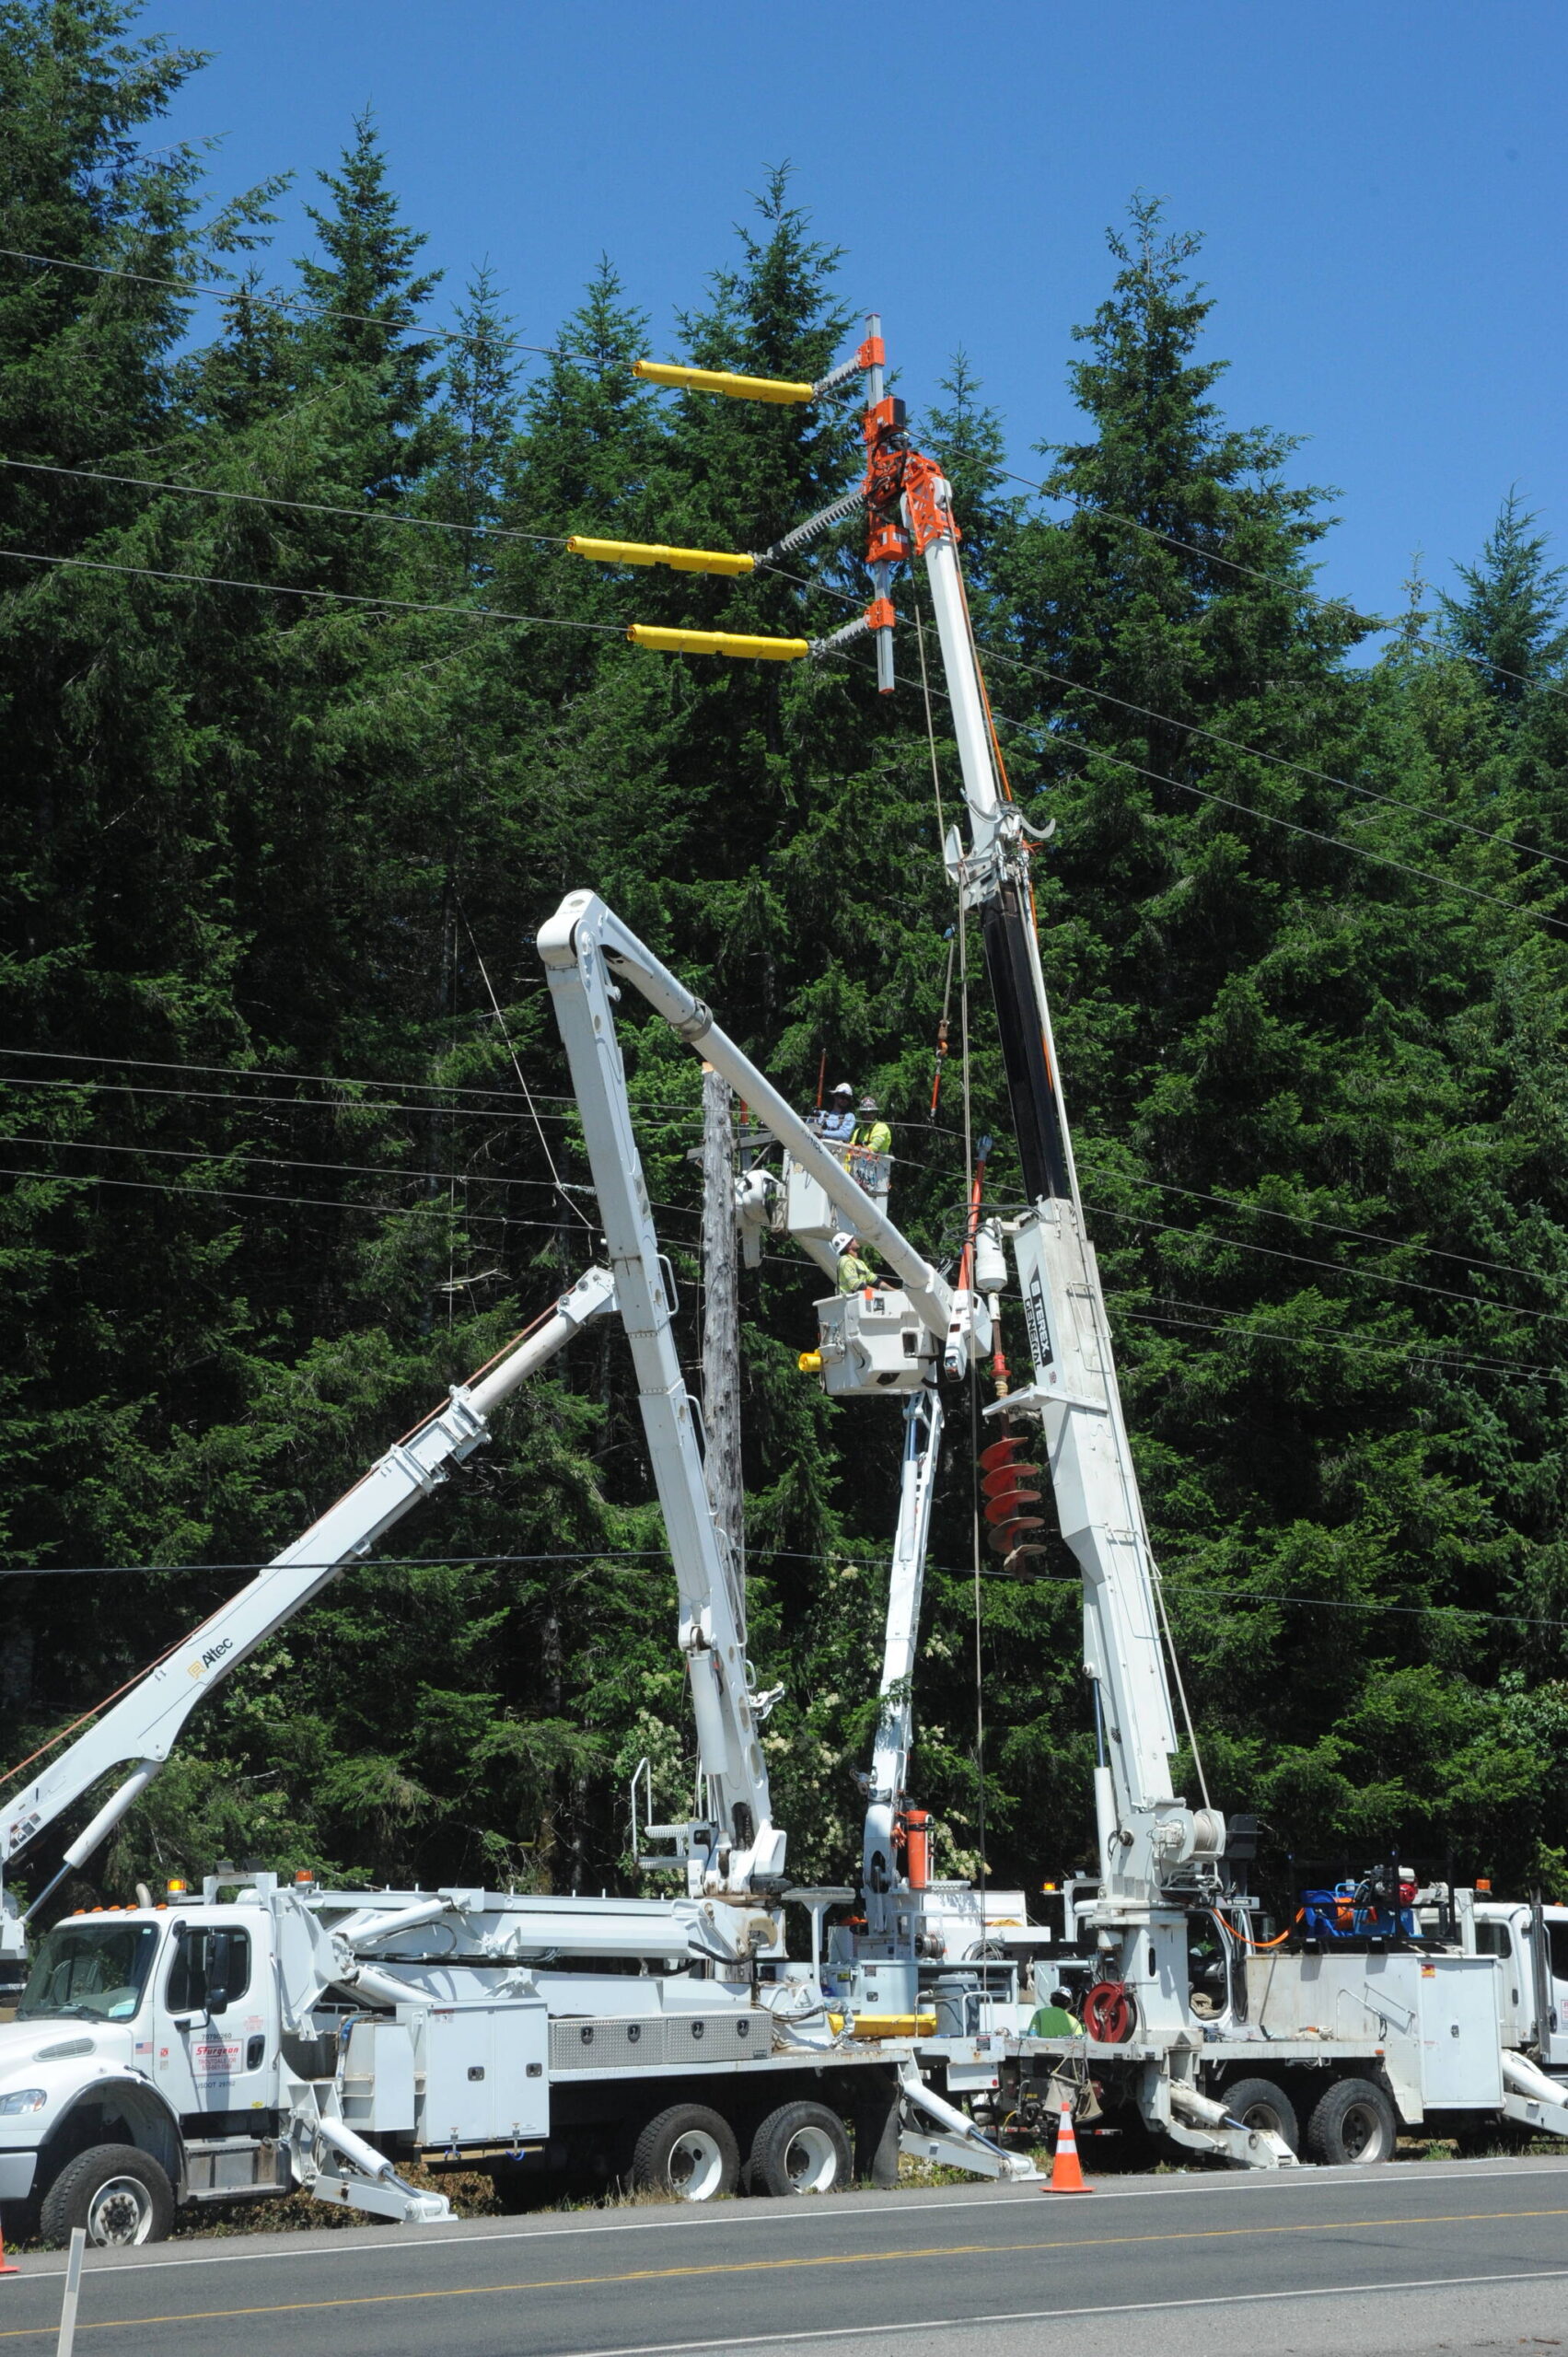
[978,634,1568,879]
[0,1130,587,1197]
[1086,1199,1568,1336]
[997,465,1568,712]
[6,1542,1565,1640]
[0,243,562,359]
[0,1159,576,1235]
[22,447,1554,900]
[1109,1295,1559,1382]
[993,691,1568,938]
[1074,1160,1563,1295]
[0,544,625,634]
[0,456,565,549]
[7,534,1558,943]
[6,1541,1566,1647]
[829,634,1568,938]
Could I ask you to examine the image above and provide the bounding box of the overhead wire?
[1083,1199,1568,1336]
[18,447,1563,905]
[1108,1296,1559,1382]
[5,503,1561,937]
[0,544,626,634]
[0,242,563,358]
[821,638,1568,940]
[6,222,1553,727]
[1072,1161,1563,1294]
[458,900,595,1233]
[996,464,1568,714]
[0,455,566,549]
[976,634,1568,879]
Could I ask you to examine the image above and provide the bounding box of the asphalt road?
[3,2156,1567,2356]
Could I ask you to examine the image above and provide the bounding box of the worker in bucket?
[832,1229,877,1294]
[853,1094,892,1155]
[812,1081,856,1144]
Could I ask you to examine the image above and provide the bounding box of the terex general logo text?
[187,1637,235,1679]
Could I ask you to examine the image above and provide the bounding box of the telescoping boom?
[0,1268,614,1963]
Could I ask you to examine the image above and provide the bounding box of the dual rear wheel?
[630,2099,853,2203]
[1221,2073,1398,2166]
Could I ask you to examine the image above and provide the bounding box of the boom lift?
[538,889,1038,2183]
[597,322,1568,2168]
[0,1267,615,1987]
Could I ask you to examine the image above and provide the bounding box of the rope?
[458,903,595,1236]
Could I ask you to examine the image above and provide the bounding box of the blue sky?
[145,1,1565,643]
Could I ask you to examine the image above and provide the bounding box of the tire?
[40,2144,175,2247]
[745,2101,853,2197]
[630,2105,739,2203]
[1220,2075,1300,2154]
[1305,2076,1398,2167]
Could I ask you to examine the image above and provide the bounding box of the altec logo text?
[187,1638,235,1679]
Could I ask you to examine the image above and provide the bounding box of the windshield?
[17,1921,160,2022]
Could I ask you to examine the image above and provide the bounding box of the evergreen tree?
[1440,488,1568,707]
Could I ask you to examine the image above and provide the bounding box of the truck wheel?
[631,2106,739,2202]
[1305,2077,1397,2166]
[745,2101,852,2196]
[40,2145,174,2247]
[1220,2076,1300,2154]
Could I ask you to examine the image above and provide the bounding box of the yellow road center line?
[4,2205,1563,2340]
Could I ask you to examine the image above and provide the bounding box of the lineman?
[813,1082,856,1144]
[854,1095,892,1155]
[832,1229,877,1293]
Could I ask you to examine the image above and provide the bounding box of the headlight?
[0,2087,47,2116]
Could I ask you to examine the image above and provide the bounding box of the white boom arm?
[912,482,1223,1904]
[862,1387,943,1936]
[1,1269,615,1926]
[537,894,981,1898]
[541,893,961,1349]
[539,896,790,1895]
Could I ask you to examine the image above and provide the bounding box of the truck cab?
[1465,1900,1568,2073]
[0,1897,286,2245]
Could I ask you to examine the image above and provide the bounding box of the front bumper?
[0,2150,38,2202]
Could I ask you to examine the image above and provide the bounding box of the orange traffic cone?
[1044,2097,1093,2194]
[0,2212,17,2274]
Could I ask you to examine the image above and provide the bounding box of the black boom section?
[981,883,1072,1203]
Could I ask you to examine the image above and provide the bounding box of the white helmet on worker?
[830,1081,854,1099]
[831,1230,858,1256]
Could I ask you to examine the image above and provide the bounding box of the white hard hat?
[831,1231,857,1255]
[830,1080,854,1098]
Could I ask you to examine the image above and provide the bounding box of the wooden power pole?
[700,1062,745,1617]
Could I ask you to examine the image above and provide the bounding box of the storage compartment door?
[1417,1959,1504,2108]
[423,2003,549,2145]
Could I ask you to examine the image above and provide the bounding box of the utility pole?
[700,1062,744,1620]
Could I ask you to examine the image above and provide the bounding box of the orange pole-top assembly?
[627,622,810,662]
[634,359,816,405]
[568,535,756,578]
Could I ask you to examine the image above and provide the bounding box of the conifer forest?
[6,4,1568,1928]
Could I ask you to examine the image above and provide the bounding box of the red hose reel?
[1084,1979,1137,2045]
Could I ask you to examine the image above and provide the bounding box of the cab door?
[152,1918,277,2130]
[1542,1910,1568,2071]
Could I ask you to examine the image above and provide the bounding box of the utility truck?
[0,894,1025,2244]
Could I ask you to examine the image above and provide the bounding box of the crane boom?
[861,1388,943,1938]
[874,412,1223,1914]
[0,1268,614,1938]
[537,891,993,1897]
